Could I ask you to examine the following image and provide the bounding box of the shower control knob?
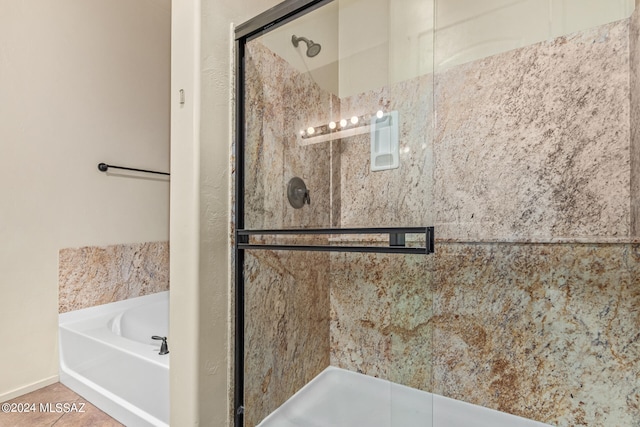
[287,177,310,209]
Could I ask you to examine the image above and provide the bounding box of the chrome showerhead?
[292,35,321,58]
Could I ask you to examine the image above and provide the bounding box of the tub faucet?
[152,336,169,355]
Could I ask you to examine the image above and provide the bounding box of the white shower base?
[257,367,552,427]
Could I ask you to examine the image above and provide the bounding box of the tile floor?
[0,382,123,427]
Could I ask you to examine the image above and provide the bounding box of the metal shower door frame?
[233,1,434,424]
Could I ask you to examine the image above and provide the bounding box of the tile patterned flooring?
[0,383,123,427]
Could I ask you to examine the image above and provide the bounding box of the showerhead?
[292,35,321,58]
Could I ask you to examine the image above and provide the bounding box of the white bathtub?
[258,366,553,427]
[59,291,169,427]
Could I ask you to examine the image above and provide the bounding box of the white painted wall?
[170,0,280,425]
[260,2,340,94]
[169,0,201,424]
[0,0,170,401]
[436,0,635,69]
[258,0,634,98]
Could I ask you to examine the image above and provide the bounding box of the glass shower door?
[236,0,435,425]
[429,1,637,426]
[240,5,339,425]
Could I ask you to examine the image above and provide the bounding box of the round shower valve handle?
[287,177,310,209]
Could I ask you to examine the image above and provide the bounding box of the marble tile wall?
[330,252,433,391]
[435,19,630,241]
[330,243,640,426]
[631,6,640,236]
[58,241,169,313]
[242,40,334,426]
[336,75,434,228]
[331,16,639,427]
[433,242,640,426]
[243,249,330,427]
[244,42,336,231]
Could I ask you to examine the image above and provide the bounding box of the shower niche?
[234,0,435,426]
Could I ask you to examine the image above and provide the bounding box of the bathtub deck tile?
[0,382,124,427]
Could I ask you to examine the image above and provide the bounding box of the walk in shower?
[234,0,640,426]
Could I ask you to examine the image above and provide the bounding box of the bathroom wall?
[435,20,630,241]
[244,41,336,231]
[0,0,170,402]
[328,70,436,393]
[430,14,638,426]
[330,252,433,390]
[243,250,330,427]
[632,3,640,236]
[432,243,639,426]
[335,74,433,228]
[331,15,640,427]
[259,0,633,100]
[242,40,333,427]
[58,241,169,313]
[169,0,284,424]
[435,0,634,70]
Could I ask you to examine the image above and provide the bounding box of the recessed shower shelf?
[236,227,434,254]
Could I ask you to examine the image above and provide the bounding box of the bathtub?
[257,366,553,427]
[59,291,169,427]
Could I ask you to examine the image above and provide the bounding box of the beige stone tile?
[58,241,169,313]
[0,383,123,427]
[54,400,124,427]
[19,383,79,404]
[0,408,63,427]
